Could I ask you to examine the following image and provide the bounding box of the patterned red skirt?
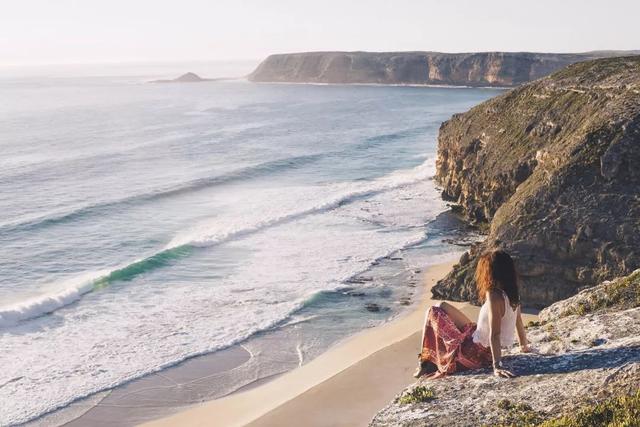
[419,306,492,374]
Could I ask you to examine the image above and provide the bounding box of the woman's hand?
[520,344,531,353]
[493,368,516,378]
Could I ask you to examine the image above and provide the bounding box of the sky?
[1,0,639,67]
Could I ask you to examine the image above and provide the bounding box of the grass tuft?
[493,399,545,426]
[561,271,640,317]
[396,386,437,405]
[539,390,640,427]
[490,391,640,426]
[526,320,547,328]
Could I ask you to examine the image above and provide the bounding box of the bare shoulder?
[487,289,503,303]
[487,290,506,315]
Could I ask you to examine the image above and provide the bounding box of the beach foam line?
[1,234,440,425]
[141,261,462,427]
[0,271,107,328]
[0,125,432,236]
[0,153,328,235]
[0,157,436,328]
[167,156,436,248]
[0,224,442,424]
[0,246,198,328]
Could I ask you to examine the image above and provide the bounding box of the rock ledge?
[371,271,640,426]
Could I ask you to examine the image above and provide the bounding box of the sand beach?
[144,260,537,427]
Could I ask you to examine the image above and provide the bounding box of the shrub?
[492,391,640,426]
[396,386,437,405]
[562,270,640,317]
[494,399,545,426]
[540,390,640,427]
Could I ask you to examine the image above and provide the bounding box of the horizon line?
[3,48,640,69]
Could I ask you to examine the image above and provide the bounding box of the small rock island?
[151,72,210,83]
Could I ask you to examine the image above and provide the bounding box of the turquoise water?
[0,72,500,425]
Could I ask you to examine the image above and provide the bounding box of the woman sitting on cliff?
[414,250,530,379]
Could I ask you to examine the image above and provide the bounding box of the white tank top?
[472,290,517,348]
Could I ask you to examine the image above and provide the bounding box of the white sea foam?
[167,156,436,248]
[1,190,444,424]
[0,170,450,425]
[0,158,436,330]
[0,271,108,328]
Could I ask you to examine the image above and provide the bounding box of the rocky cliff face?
[431,56,640,307]
[248,51,637,87]
[371,270,640,426]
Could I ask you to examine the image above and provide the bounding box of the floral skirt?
[419,306,492,374]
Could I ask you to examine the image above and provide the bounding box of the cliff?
[371,270,640,426]
[248,51,639,87]
[431,56,640,307]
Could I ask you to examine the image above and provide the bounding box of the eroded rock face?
[248,51,638,87]
[432,56,640,307]
[371,272,640,426]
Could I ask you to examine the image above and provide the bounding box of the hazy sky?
[1,0,639,66]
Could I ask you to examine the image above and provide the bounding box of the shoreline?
[43,249,457,426]
[145,259,537,427]
[26,204,475,427]
[142,261,457,427]
[248,80,510,90]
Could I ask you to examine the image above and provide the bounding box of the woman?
[414,250,530,379]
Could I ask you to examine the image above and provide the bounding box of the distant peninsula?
[248,51,640,87]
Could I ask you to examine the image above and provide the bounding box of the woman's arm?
[488,291,515,378]
[515,306,530,352]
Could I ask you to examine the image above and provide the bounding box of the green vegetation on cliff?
[433,56,640,307]
[395,386,437,405]
[491,390,640,427]
[560,270,640,317]
[540,390,640,427]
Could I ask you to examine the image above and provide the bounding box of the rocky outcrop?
[432,56,640,307]
[173,72,206,82]
[151,72,210,83]
[248,51,639,87]
[371,271,640,426]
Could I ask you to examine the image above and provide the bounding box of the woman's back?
[472,290,517,348]
[415,250,529,379]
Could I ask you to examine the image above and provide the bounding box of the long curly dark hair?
[475,250,520,308]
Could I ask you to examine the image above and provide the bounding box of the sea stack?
[431,56,640,307]
[173,72,205,82]
[151,72,209,83]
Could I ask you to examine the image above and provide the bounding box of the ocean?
[0,65,501,425]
